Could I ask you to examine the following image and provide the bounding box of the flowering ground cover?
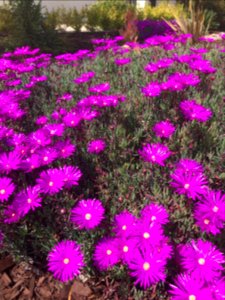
[0,34,225,299]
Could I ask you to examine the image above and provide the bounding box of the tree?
[8,0,59,51]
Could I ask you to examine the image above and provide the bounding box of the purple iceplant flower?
[139,143,171,166]
[169,273,215,300]
[128,246,167,289]
[179,239,225,283]
[47,240,85,282]
[0,177,15,202]
[152,120,176,138]
[194,190,225,235]
[87,139,106,154]
[70,199,105,230]
[180,99,212,122]
[93,238,120,270]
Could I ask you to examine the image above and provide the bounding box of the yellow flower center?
[184,183,190,189]
[189,295,196,300]
[212,206,219,213]
[49,181,54,187]
[63,258,70,264]
[0,189,6,195]
[143,232,150,239]
[43,156,48,161]
[122,225,127,230]
[151,216,156,221]
[143,262,150,271]
[198,258,205,265]
[27,198,32,204]
[151,155,156,161]
[85,213,92,220]
[123,246,129,253]
[204,219,210,225]
[106,249,112,255]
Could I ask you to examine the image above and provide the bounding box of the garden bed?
[0,34,225,300]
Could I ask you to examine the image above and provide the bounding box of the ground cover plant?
[0,33,225,299]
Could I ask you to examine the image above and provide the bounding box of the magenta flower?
[144,63,159,73]
[157,58,174,68]
[135,220,164,248]
[128,247,167,289]
[78,107,99,121]
[4,204,22,224]
[70,199,104,229]
[13,186,42,216]
[74,71,95,85]
[114,57,131,66]
[20,154,41,173]
[170,169,208,200]
[37,147,58,166]
[118,237,139,264]
[189,59,216,73]
[93,238,120,270]
[63,112,81,128]
[55,139,76,159]
[28,129,51,147]
[141,82,161,97]
[175,158,204,175]
[35,116,48,126]
[169,273,215,300]
[36,168,64,195]
[153,120,176,139]
[57,93,73,102]
[179,239,225,283]
[140,203,169,225]
[87,139,106,154]
[213,277,225,300]
[0,151,22,174]
[0,177,15,202]
[194,190,225,235]
[59,165,82,188]
[8,133,26,147]
[139,143,171,166]
[73,72,95,84]
[89,82,110,93]
[43,123,65,137]
[180,99,212,122]
[47,240,85,282]
[113,211,137,238]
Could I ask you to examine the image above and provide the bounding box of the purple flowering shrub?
[136,19,175,40]
[0,35,225,299]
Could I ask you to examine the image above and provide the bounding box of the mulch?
[0,255,95,300]
[0,255,128,300]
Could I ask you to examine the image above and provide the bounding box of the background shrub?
[141,3,185,20]
[84,0,133,31]
[45,7,85,32]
